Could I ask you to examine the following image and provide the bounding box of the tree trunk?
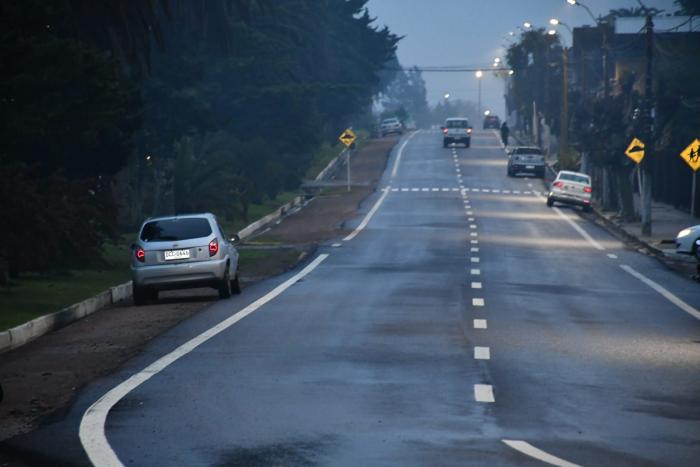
[615,169,635,221]
[641,167,653,236]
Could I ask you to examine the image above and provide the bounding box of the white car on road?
[547,171,592,212]
[676,225,700,259]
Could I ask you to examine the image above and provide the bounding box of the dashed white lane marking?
[482,189,490,193]
[442,188,450,192]
[471,240,479,244]
[80,255,330,467]
[470,232,478,237]
[432,188,440,192]
[621,265,700,321]
[331,243,342,248]
[401,188,409,192]
[470,257,480,263]
[492,189,500,193]
[471,247,479,253]
[471,282,482,289]
[502,190,511,194]
[513,190,521,194]
[502,440,581,467]
[607,254,618,259]
[467,211,474,215]
[474,319,487,329]
[344,186,391,241]
[411,188,419,192]
[390,131,418,178]
[422,188,429,192]
[473,298,485,306]
[391,188,398,192]
[468,217,475,222]
[471,268,480,275]
[474,346,490,360]
[474,384,495,403]
[527,183,533,188]
[472,188,480,192]
[469,224,477,229]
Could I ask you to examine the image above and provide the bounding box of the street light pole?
[475,70,483,120]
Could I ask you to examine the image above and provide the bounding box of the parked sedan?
[676,225,700,259]
[131,213,240,305]
[546,171,592,211]
[380,117,403,137]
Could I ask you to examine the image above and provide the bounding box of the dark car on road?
[483,115,501,129]
[507,146,546,178]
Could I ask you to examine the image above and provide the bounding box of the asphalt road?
[8,130,700,466]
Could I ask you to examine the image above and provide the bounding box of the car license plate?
[526,165,535,169]
[164,249,190,261]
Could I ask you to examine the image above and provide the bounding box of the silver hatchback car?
[130,213,240,305]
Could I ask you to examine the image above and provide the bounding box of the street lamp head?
[443,93,450,99]
[549,18,560,26]
[475,70,483,78]
[523,21,532,29]
[566,0,577,5]
[484,110,491,116]
[547,29,557,36]
[508,69,515,75]
[494,57,501,63]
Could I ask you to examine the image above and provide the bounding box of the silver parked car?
[676,225,700,259]
[507,146,546,178]
[380,117,403,137]
[547,170,592,212]
[130,213,240,305]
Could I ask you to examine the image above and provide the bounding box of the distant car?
[380,118,403,137]
[483,115,501,129]
[507,146,546,178]
[131,213,240,305]
[676,225,700,259]
[442,118,472,148]
[547,170,592,211]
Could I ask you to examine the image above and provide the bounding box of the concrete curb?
[0,145,346,353]
[0,282,132,353]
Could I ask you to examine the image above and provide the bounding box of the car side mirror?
[230,234,241,245]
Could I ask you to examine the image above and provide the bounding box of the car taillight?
[442,128,448,135]
[553,181,564,188]
[467,128,473,134]
[135,247,145,263]
[209,239,219,256]
[583,186,592,193]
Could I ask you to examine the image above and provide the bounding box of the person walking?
[500,121,509,146]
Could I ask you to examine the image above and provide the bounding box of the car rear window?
[140,218,212,242]
[559,173,590,184]
[446,120,468,128]
[382,119,398,124]
[514,148,543,155]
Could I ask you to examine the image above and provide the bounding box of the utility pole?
[560,46,569,153]
[640,14,654,236]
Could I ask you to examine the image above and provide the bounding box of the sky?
[365,0,680,118]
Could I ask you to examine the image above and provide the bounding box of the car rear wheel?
[546,198,554,207]
[582,205,592,213]
[219,268,232,299]
[133,284,150,306]
[443,140,448,148]
[231,269,241,295]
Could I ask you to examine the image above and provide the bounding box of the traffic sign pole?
[347,148,351,192]
[692,171,697,217]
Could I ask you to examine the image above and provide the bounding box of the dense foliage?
[0,0,399,276]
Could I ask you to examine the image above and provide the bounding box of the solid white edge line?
[79,254,330,467]
[390,131,419,178]
[343,185,391,241]
[532,192,605,251]
[620,264,700,320]
[502,440,581,467]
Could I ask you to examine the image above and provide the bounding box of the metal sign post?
[338,128,357,193]
[692,171,697,217]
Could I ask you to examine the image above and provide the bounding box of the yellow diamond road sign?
[680,138,700,172]
[339,128,356,148]
[625,137,645,164]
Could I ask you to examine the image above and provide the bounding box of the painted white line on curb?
[620,265,700,320]
[502,440,581,467]
[343,185,391,241]
[80,254,330,467]
[474,346,490,360]
[390,131,418,178]
[474,384,495,402]
[474,319,487,329]
[473,298,485,307]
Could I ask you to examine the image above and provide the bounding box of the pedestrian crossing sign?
[624,137,645,164]
[680,138,700,172]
